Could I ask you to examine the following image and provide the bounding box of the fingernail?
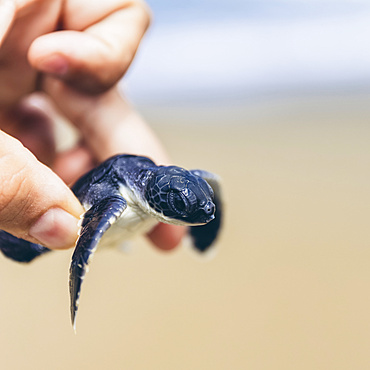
[29,208,79,249]
[37,54,68,76]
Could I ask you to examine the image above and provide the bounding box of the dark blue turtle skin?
[0,154,222,327]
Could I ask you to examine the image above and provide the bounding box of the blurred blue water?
[123,1,370,105]
[146,0,368,23]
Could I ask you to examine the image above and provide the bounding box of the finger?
[147,223,185,251]
[28,0,151,93]
[0,0,15,46]
[0,130,84,249]
[44,79,170,164]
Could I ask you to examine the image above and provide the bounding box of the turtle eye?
[169,191,189,215]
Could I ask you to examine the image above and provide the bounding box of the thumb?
[0,131,84,249]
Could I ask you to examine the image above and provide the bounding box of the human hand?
[0,0,184,251]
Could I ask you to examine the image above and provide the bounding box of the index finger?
[44,78,170,165]
[28,0,151,93]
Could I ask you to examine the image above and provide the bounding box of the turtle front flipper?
[189,170,223,253]
[0,230,50,262]
[69,195,127,330]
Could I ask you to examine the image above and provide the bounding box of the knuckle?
[0,149,34,228]
[0,172,28,225]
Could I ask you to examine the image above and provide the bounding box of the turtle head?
[145,166,215,225]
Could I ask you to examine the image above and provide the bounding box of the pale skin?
[0,0,184,251]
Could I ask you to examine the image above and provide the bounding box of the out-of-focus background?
[2,1,370,369]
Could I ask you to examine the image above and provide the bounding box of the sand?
[1,93,370,369]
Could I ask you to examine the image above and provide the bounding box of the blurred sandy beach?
[1,93,370,369]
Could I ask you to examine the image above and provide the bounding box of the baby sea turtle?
[0,154,222,328]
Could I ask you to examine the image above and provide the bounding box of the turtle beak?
[203,201,215,222]
[187,201,216,225]
[207,214,215,222]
